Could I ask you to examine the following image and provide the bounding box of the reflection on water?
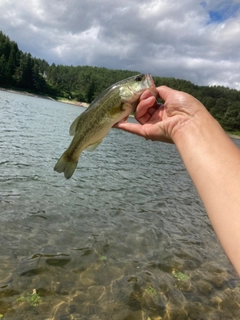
[0,90,240,319]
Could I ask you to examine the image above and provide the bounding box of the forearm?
[174,110,240,274]
[116,85,240,273]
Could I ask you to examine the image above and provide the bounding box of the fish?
[54,73,157,179]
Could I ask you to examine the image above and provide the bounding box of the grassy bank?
[227,131,240,136]
[227,131,240,139]
[57,97,89,108]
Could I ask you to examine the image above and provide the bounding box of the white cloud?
[0,0,240,89]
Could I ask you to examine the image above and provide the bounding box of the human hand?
[114,86,207,144]
[116,86,240,275]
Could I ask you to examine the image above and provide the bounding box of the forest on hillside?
[0,31,240,132]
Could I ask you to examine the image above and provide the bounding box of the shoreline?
[0,87,56,101]
[57,98,90,108]
[228,134,240,140]
[1,87,240,140]
[0,87,90,108]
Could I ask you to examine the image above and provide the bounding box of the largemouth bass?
[54,74,157,179]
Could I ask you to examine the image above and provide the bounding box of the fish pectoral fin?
[69,114,82,136]
[85,140,103,152]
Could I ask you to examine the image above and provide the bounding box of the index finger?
[140,89,154,101]
[135,96,157,120]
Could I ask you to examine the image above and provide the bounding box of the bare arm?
[173,97,240,275]
[115,86,240,274]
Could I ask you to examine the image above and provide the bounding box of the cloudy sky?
[0,0,240,89]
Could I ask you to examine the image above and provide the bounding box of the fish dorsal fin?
[85,140,103,152]
[69,114,82,136]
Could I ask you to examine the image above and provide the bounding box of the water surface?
[0,90,240,319]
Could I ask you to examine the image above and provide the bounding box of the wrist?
[171,109,220,149]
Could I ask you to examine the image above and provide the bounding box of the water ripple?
[0,90,240,319]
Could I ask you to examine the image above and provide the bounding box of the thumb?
[157,85,177,102]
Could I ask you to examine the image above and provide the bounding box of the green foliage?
[0,31,52,95]
[16,289,42,307]
[1,30,240,133]
[45,64,138,103]
[228,130,240,136]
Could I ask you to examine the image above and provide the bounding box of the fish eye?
[135,75,143,82]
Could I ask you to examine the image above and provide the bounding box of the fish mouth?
[146,74,158,98]
[145,73,155,87]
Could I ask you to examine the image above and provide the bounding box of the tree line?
[0,31,240,132]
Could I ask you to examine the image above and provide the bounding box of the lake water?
[0,90,240,320]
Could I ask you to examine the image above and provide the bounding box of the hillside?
[0,31,240,133]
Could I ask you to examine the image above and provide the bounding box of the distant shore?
[0,87,56,101]
[57,98,90,108]
[0,87,90,108]
[228,134,240,140]
[1,87,240,140]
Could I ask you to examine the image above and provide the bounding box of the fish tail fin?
[54,151,78,179]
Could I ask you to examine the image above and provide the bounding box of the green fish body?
[54,74,156,179]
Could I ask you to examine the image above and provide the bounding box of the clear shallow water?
[0,90,240,320]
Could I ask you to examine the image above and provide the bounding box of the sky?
[0,0,240,89]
